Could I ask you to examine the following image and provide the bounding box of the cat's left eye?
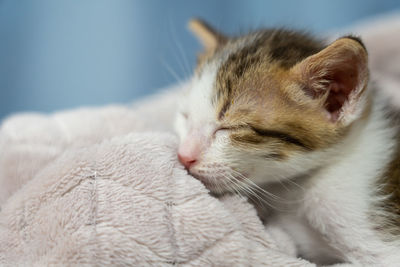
[213,127,231,136]
[218,127,231,131]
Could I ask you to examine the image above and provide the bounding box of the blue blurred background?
[0,0,399,121]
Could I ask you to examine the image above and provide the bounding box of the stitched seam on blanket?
[60,174,167,203]
[165,162,179,265]
[109,226,171,261]
[178,230,237,264]
[61,176,88,197]
[26,169,95,216]
[88,168,98,266]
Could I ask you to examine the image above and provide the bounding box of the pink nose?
[178,152,197,169]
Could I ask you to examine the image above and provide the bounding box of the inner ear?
[321,57,361,119]
[291,37,369,123]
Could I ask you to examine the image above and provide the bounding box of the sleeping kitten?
[174,19,400,266]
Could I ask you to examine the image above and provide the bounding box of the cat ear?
[290,36,369,124]
[188,18,227,52]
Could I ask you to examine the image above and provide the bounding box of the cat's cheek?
[201,134,229,162]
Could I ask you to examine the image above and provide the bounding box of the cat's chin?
[189,170,245,195]
[190,172,227,193]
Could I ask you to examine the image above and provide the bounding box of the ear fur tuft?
[339,35,367,51]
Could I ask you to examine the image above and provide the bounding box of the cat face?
[174,19,369,193]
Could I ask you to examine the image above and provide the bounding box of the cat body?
[174,19,400,266]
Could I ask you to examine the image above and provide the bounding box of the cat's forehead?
[211,29,324,120]
[188,30,324,121]
[185,29,339,150]
[186,29,324,120]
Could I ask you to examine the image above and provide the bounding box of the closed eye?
[215,125,253,135]
[248,125,310,150]
[213,126,232,136]
[217,126,232,131]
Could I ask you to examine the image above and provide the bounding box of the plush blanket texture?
[1,13,399,266]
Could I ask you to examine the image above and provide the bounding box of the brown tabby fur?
[210,30,361,156]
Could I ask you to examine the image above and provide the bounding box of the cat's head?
[174,19,369,193]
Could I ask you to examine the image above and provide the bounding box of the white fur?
[174,62,219,141]
[175,59,242,191]
[175,58,400,265]
[268,91,400,266]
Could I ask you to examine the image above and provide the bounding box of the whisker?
[168,16,192,80]
[195,165,305,212]
[228,174,263,202]
[225,175,264,207]
[228,168,306,207]
[285,177,306,191]
[229,169,283,201]
[226,173,281,210]
[221,174,243,198]
[160,58,184,85]
[211,175,224,195]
